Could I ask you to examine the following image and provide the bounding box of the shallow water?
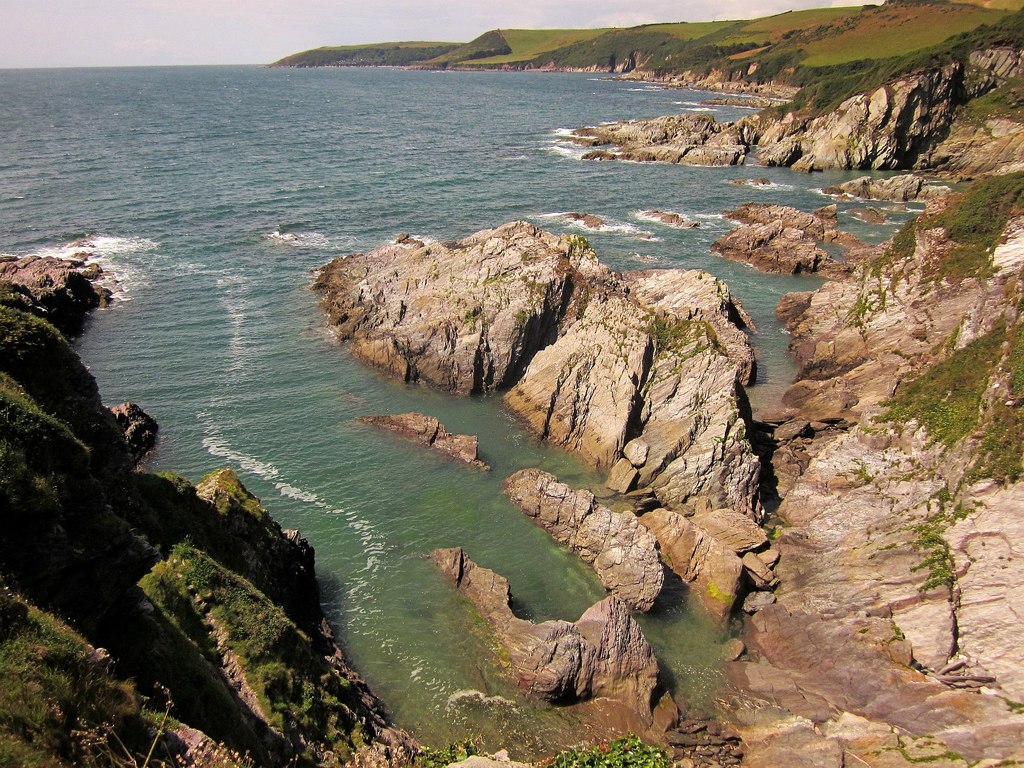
[0,65,905,754]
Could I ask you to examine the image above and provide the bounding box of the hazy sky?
[1,0,871,69]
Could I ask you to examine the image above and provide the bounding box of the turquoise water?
[0,66,910,753]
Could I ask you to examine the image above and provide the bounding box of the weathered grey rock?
[822,174,951,202]
[741,590,776,614]
[639,507,743,620]
[560,212,607,230]
[571,114,747,167]
[692,508,768,554]
[503,469,663,611]
[109,402,158,463]
[317,223,760,519]
[313,221,596,395]
[358,412,487,468]
[432,548,660,723]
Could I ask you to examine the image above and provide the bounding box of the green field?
[272,41,460,67]
[465,28,612,65]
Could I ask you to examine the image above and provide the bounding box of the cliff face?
[0,300,412,767]
[572,47,1024,178]
[729,174,1024,763]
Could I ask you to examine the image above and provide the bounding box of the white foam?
[538,212,660,241]
[632,209,700,229]
[265,229,355,250]
[28,234,157,302]
[731,179,795,191]
[545,144,586,161]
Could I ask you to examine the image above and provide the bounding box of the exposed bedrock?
[358,412,487,468]
[730,180,1024,762]
[712,203,860,277]
[110,401,159,464]
[570,114,747,166]
[316,222,761,518]
[503,468,664,611]
[0,254,111,335]
[432,547,663,728]
[821,173,952,202]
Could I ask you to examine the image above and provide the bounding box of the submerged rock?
[640,210,700,228]
[432,547,660,724]
[559,212,607,230]
[504,468,664,611]
[358,412,487,468]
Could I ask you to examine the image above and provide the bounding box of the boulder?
[691,508,768,555]
[641,210,699,228]
[109,402,159,463]
[741,551,778,589]
[503,469,663,611]
[432,548,660,723]
[639,508,743,620]
[358,412,487,468]
[560,212,606,230]
[571,114,747,167]
[605,458,639,493]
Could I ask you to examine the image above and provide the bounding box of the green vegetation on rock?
[271,41,460,67]
[545,736,669,768]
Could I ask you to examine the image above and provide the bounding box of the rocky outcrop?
[505,268,760,517]
[0,255,111,335]
[822,173,952,202]
[639,210,699,228]
[110,401,158,463]
[432,547,661,726]
[728,177,1024,764]
[313,222,593,395]
[358,412,487,468]
[559,212,607,230]
[503,469,664,611]
[570,114,747,166]
[317,223,760,519]
[712,204,857,277]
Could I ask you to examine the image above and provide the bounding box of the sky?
[1,0,874,69]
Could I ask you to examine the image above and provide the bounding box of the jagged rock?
[713,204,857,277]
[313,221,596,395]
[741,552,778,589]
[0,255,111,335]
[822,174,951,202]
[692,508,768,554]
[358,412,487,468]
[641,210,699,228]
[316,222,760,519]
[639,508,743,620]
[432,547,660,723]
[109,401,158,463]
[503,469,663,611]
[849,207,888,224]
[560,212,606,230]
[571,114,747,167]
[756,548,780,568]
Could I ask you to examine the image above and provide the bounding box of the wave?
[538,212,659,241]
[544,144,586,161]
[632,209,700,229]
[731,179,795,191]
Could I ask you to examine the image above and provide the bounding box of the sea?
[0,65,915,755]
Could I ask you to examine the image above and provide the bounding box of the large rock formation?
[0,254,111,335]
[503,469,664,611]
[712,204,857,277]
[316,223,761,519]
[110,401,159,463]
[358,412,487,468]
[432,547,661,727]
[569,114,747,166]
[822,173,952,202]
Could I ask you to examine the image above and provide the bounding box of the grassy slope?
[271,41,460,67]
[462,28,612,65]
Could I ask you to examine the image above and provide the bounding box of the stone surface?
[109,401,159,463]
[712,204,857,278]
[822,174,951,202]
[640,210,699,228]
[358,412,487,468]
[691,508,768,554]
[0,254,111,335]
[504,469,663,611]
[432,547,660,725]
[571,114,747,166]
[605,458,639,494]
[741,552,777,590]
[317,223,760,519]
[639,507,743,620]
